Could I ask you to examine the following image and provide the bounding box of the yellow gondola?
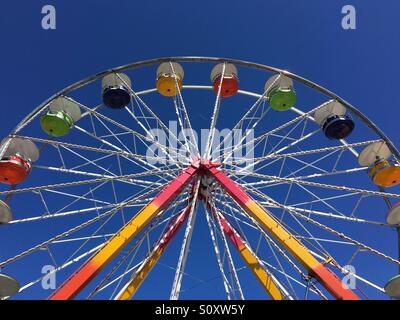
[156,62,184,97]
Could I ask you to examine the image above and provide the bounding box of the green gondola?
[265,74,296,111]
[40,110,74,137]
[268,87,296,111]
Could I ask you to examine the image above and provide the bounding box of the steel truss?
[49,161,359,300]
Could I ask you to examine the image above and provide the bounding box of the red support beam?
[205,164,359,300]
[207,202,287,300]
[48,164,199,300]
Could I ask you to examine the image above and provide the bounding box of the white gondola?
[386,203,400,226]
[157,62,184,80]
[358,141,391,167]
[1,137,40,163]
[0,274,20,298]
[49,97,82,123]
[385,274,400,299]
[210,63,238,82]
[314,101,347,126]
[0,200,12,224]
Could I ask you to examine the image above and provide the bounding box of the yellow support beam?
[49,165,198,300]
[116,205,192,300]
[117,246,165,300]
[206,165,359,300]
[213,207,286,300]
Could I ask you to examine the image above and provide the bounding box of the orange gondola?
[358,141,400,188]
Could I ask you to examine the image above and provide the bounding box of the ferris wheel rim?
[1,56,399,300]
[8,56,400,162]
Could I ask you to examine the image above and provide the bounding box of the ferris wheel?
[0,57,400,300]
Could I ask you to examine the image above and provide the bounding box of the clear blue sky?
[0,0,400,300]
[1,1,400,142]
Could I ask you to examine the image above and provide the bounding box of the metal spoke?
[170,179,201,300]
[209,200,245,300]
[170,62,200,156]
[0,183,163,268]
[227,169,400,199]
[204,63,226,159]
[204,203,232,299]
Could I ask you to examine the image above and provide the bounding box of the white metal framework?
[0,57,399,300]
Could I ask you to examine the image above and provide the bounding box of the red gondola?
[0,154,32,185]
[211,63,239,98]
